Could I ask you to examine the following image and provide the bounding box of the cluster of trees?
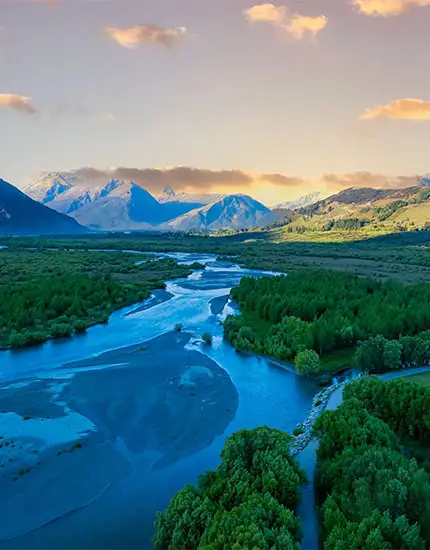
[0,250,193,348]
[284,218,369,234]
[224,271,430,373]
[314,393,430,549]
[154,427,307,549]
[354,331,430,373]
[344,377,430,447]
[375,200,408,222]
[0,274,149,348]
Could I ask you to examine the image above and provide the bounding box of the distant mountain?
[0,179,86,235]
[22,173,204,231]
[157,187,221,205]
[165,194,279,232]
[275,191,325,211]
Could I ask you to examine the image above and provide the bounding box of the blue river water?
[0,253,319,549]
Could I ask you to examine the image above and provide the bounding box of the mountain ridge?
[22,174,278,231]
[0,179,86,236]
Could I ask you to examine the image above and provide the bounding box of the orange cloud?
[0,93,39,115]
[106,25,187,49]
[361,98,430,120]
[352,0,430,16]
[245,3,327,39]
[322,171,417,189]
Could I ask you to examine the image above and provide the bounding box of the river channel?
[0,252,319,549]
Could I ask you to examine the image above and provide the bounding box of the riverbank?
[290,382,346,456]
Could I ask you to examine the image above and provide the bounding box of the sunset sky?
[1,0,430,205]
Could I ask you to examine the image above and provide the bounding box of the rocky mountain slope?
[0,179,86,235]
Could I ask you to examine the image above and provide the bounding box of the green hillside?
[271,185,430,240]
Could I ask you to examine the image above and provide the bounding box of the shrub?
[293,425,305,436]
[202,332,213,345]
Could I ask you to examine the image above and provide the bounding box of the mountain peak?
[166,193,278,232]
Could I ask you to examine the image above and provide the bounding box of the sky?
[1,0,430,205]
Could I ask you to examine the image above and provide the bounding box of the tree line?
[354,331,430,374]
[154,427,307,549]
[314,379,430,549]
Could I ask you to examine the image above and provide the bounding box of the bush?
[202,332,213,345]
[293,425,305,436]
[295,349,321,375]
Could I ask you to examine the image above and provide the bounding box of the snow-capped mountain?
[0,178,86,235]
[157,187,222,205]
[22,173,278,232]
[275,191,326,211]
[165,194,278,232]
[22,173,205,230]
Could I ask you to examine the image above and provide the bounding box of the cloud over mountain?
[106,24,187,49]
[322,171,418,189]
[56,167,305,195]
[245,3,327,39]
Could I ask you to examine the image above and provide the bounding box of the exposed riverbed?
[0,253,319,549]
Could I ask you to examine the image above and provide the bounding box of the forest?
[154,426,307,549]
[0,249,194,348]
[314,377,430,549]
[223,270,430,373]
[3,230,430,285]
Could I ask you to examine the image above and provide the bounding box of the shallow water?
[0,253,318,549]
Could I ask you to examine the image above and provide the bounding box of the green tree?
[295,349,320,375]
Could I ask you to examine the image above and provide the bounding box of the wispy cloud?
[322,171,417,189]
[352,0,430,17]
[245,3,327,40]
[105,24,187,49]
[361,98,430,120]
[0,93,39,115]
[53,104,115,124]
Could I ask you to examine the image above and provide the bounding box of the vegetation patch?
[314,377,430,548]
[223,270,430,374]
[154,426,307,549]
[0,249,192,348]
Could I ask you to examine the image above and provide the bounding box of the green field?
[404,371,430,386]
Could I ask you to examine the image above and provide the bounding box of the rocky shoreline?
[290,382,345,456]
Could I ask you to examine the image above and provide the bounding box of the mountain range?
[4,169,430,236]
[0,179,85,236]
[21,173,278,232]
